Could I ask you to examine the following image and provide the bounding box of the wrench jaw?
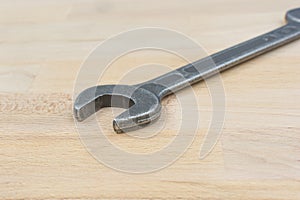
[286,8,300,24]
[74,85,134,122]
[113,95,162,133]
[74,84,161,133]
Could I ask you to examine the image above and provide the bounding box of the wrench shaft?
[141,23,300,99]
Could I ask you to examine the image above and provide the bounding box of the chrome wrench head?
[74,84,161,133]
[286,8,300,24]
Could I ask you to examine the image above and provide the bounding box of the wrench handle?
[140,22,300,99]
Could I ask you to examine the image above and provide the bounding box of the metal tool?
[74,8,300,133]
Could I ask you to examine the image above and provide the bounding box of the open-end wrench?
[74,8,300,133]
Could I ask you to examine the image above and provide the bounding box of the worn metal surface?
[74,8,300,133]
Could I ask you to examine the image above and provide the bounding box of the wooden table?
[1,0,299,199]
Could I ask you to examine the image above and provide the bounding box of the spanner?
[74,8,300,133]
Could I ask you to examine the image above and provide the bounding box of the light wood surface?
[0,0,300,199]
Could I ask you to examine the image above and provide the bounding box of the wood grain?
[0,0,299,199]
